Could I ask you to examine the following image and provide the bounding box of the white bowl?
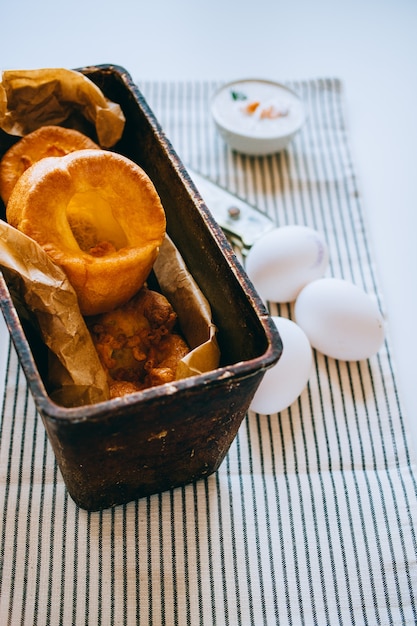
[211,78,306,156]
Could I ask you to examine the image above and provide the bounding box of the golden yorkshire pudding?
[6,149,166,316]
[0,125,100,204]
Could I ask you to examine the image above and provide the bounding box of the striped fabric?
[0,79,416,625]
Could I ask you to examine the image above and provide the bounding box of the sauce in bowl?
[211,79,305,155]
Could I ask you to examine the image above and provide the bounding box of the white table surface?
[0,0,416,454]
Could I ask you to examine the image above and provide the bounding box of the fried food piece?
[108,381,143,398]
[0,125,100,204]
[6,149,166,315]
[87,287,190,397]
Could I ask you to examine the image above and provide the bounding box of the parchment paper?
[0,68,125,147]
[154,235,220,378]
[0,221,110,406]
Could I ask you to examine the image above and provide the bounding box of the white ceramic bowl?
[211,78,306,156]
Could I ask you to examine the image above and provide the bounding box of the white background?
[1,0,416,453]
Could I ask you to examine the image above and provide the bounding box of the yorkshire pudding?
[0,125,100,204]
[6,149,166,316]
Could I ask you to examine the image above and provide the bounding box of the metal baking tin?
[0,64,282,511]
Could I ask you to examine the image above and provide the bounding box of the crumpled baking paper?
[0,222,220,408]
[0,68,125,147]
[0,220,110,406]
[154,235,220,378]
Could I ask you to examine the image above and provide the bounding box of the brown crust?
[88,287,190,397]
[6,149,166,316]
[0,125,100,204]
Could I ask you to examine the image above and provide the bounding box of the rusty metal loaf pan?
[0,64,281,511]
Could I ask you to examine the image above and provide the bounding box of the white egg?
[245,225,329,303]
[294,277,385,361]
[250,316,313,414]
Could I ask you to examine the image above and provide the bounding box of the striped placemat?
[1,79,416,625]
